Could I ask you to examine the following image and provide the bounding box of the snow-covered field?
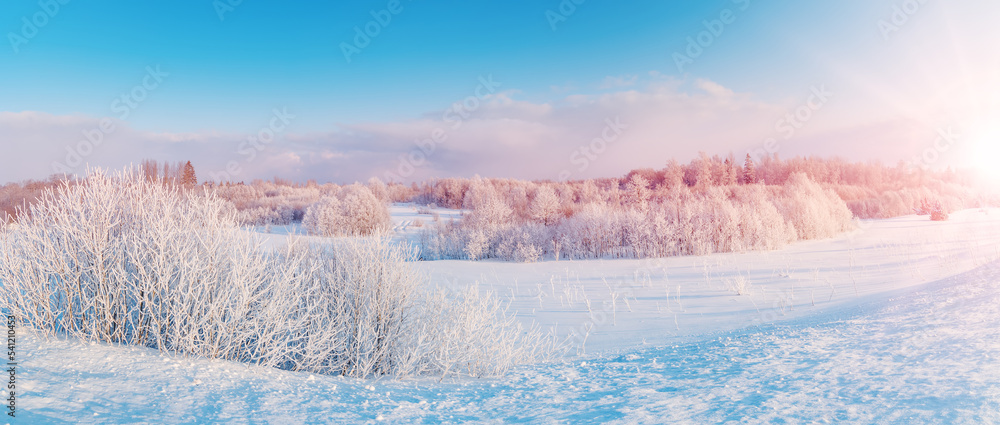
[413,208,1000,354]
[14,208,1000,423]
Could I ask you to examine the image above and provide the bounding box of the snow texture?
[11,209,1000,423]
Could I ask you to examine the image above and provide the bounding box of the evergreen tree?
[181,161,197,186]
[743,154,757,184]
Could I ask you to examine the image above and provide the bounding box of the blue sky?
[1,0,997,183]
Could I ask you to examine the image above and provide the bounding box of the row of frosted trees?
[209,178,392,236]
[397,155,989,261]
[418,173,855,261]
[3,155,992,258]
[405,154,986,220]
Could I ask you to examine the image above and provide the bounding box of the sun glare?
[971,126,1000,181]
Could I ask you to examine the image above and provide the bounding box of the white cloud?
[598,75,639,89]
[696,79,735,98]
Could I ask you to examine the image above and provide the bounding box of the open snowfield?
[12,208,1000,423]
[412,208,1000,353]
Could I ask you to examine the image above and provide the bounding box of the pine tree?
[743,154,756,184]
[181,161,197,187]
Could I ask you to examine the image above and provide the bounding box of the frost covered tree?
[661,159,685,190]
[303,185,390,237]
[464,178,513,231]
[722,156,739,186]
[367,177,389,202]
[624,174,651,210]
[578,180,603,204]
[689,153,713,189]
[469,193,513,232]
[528,186,561,225]
[339,184,392,235]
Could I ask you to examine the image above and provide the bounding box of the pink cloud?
[0,78,936,184]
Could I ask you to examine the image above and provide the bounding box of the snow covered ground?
[413,208,1000,353]
[13,208,1000,423]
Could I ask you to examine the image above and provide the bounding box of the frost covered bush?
[0,169,549,379]
[214,181,324,226]
[339,184,392,235]
[724,274,751,296]
[302,184,391,237]
[915,197,954,221]
[303,196,344,237]
[923,199,950,221]
[931,209,950,221]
